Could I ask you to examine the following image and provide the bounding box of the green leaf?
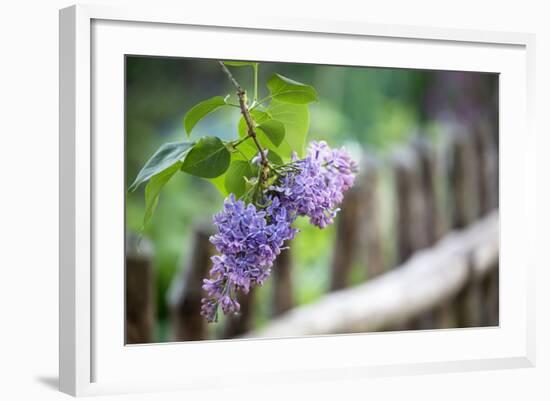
[142,162,180,229]
[257,120,285,147]
[237,110,271,158]
[267,100,310,159]
[238,110,270,138]
[236,103,309,161]
[238,113,286,154]
[224,160,255,198]
[207,151,248,197]
[181,136,230,178]
[267,73,318,104]
[223,61,257,67]
[129,141,194,191]
[183,96,227,136]
[266,149,283,166]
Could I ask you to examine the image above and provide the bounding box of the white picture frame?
[59,3,536,397]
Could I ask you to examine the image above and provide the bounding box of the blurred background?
[125,56,499,343]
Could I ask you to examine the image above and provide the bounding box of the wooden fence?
[248,211,498,337]
[126,233,155,344]
[125,118,499,343]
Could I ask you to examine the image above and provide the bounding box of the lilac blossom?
[201,141,357,322]
[270,141,358,228]
[311,141,358,199]
[201,195,297,322]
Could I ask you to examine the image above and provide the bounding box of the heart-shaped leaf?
[183,96,228,136]
[236,103,309,161]
[257,120,285,147]
[129,141,194,191]
[237,110,272,158]
[267,100,310,159]
[238,110,270,138]
[267,73,318,104]
[181,136,230,178]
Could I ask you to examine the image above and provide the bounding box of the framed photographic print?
[59,4,536,397]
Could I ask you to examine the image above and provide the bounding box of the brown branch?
[218,61,268,170]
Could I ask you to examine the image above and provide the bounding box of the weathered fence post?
[330,182,366,291]
[223,289,256,338]
[125,233,155,344]
[168,224,213,341]
[454,259,483,328]
[447,127,485,328]
[471,119,499,327]
[358,155,385,279]
[472,120,499,214]
[414,137,441,245]
[430,136,458,330]
[410,138,444,329]
[392,149,414,266]
[390,144,433,330]
[330,155,384,291]
[448,128,481,229]
[272,247,294,316]
[392,145,432,265]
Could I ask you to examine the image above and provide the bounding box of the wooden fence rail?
[246,211,498,338]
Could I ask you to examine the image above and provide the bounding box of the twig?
[218,61,241,89]
[218,61,269,170]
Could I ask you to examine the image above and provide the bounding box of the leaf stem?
[232,136,251,148]
[253,63,259,103]
[250,95,273,110]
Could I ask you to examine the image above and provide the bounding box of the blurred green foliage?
[125,56,497,341]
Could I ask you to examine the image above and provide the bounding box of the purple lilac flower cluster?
[201,195,297,322]
[271,141,358,228]
[201,141,357,322]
